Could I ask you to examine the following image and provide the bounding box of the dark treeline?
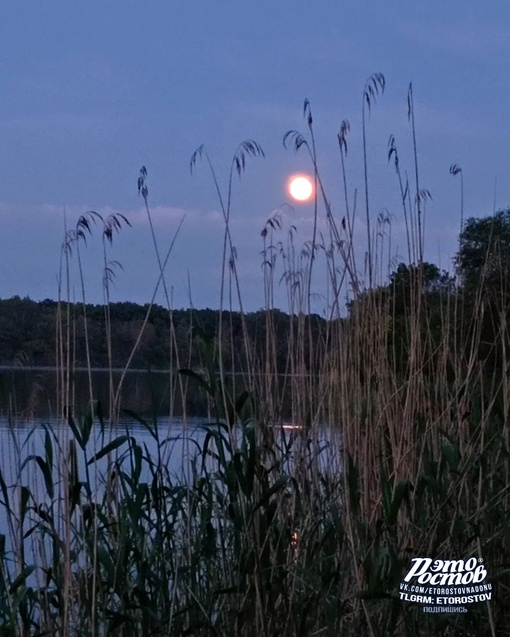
[0,297,327,373]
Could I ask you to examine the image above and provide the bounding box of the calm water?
[0,416,341,542]
[0,416,213,491]
[0,367,200,419]
[0,417,214,558]
[0,416,342,592]
[0,416,341,485]
[0,368,341,564]
[0,367,338,489]
[0,367,290,419]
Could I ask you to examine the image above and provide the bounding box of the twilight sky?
[1,1,509,313]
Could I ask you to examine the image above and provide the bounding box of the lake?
[0,366,293,419]
[0,366,201,419]
[0,415,208,484]
[0,415,341,485]
[0,367,341,570]
[0,415,342,546]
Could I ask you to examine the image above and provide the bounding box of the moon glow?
[288,175,314,202]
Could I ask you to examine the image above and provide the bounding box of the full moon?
[288,175,314,202]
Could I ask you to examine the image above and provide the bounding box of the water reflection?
[0,367,285,419]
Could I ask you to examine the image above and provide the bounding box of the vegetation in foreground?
[0,76,509,636]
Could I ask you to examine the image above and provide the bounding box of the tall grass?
[0,75,508,636]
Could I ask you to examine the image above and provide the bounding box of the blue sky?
[1,1,509,312]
